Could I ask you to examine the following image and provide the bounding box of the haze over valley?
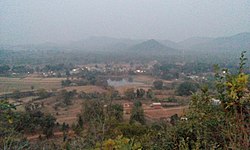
[0,1,249,149]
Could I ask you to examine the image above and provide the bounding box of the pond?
[107,78,141,87]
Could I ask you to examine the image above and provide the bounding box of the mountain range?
[187,32,250,52]
[1,32,250,54]
[128,39,176,52]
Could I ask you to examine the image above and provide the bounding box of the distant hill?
[127,39,177,53]
[159,40,179,49]
[2,37,141,52]
[2,32,249,54]
[188,32,250,52]
[178,37,214,49]
[0,42,63,51]
[66,36,141,52]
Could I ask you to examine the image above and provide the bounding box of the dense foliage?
[0,52,249,149]
[176,81,199,96]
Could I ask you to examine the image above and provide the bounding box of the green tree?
[41,114,56,138]
[110,104,123,121]
[61,79,71,87]
[66,70,70,77]
[124,88,135,100]
[212,51,250,149]
[59,89,76,105]
[0,100,29,149]
[61,122,69,142]
[0,65,10,74]
[153,80,163,90]
[171,52,250,149]
[81,100,106,147]
[129,101,145,125]
[77,115,84,129]
[146,89,154,99]
[136,89,145,98]
[37,88,50,99]
[176,81,198,96]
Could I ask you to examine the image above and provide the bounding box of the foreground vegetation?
[0,52,249,149]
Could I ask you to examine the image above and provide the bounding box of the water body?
[107,78,141,87]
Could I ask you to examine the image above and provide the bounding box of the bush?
[124,88,135,100]
[176,81,198,96]
[153,80,163,90]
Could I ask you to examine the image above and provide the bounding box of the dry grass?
[0,77,63,94]
[63,85,107,93]
[40,97,83,125]
[133,75,155,84]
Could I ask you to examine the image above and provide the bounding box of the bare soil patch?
[41,97,83,125]
[144,106,188,119]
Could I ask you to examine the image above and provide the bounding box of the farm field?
[133,75,155,84]
[40,97,188,125]
[64,85,107,93]
[41,97,83,125]
[115,84,150,94]
[0,77,63,94]
[1,74,191,144]
[144,106,188,120]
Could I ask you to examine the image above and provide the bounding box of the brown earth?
[144,106,188,120]
[41,97,83,125]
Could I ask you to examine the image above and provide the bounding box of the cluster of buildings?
[70,61,159,75]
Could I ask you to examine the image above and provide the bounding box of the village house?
[150,102,162,109]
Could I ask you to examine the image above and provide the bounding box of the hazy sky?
[0,0,249,45]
